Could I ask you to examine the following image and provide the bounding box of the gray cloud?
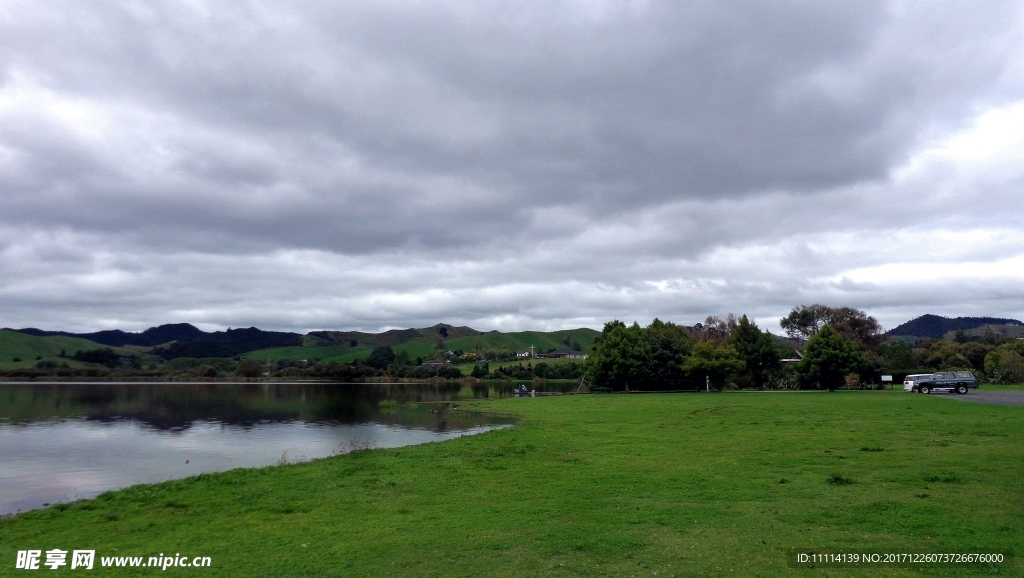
[1,0,1023,333]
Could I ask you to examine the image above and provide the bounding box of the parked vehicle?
[903,374,933,392]
[913,371,979,395]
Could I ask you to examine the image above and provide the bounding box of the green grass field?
[0,330,133,370]
[1,391,1020,576]
[241,344,373,364]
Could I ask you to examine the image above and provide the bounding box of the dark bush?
[164,357,236,371]
[235,359,265,378]
[192,364,219,378]
[72,349,121,367]
[304,362,377,381]
[437,366,463,379]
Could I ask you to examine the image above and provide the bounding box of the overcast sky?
[2,0,1023,334]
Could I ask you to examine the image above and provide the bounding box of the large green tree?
[586,321,650,391]
[798,325,867,391]
[780,304,882,349]
[683,344,745,390]
[728,315,780,389]
[644,318,693,389]
[875,340,918,372]
[367,346,396,370]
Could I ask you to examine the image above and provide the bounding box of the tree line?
[584,304,1024,391]
[584,316,788,391]
[6,304,1021,385]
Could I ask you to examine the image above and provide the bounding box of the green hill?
[949,324,1024,340]
[444,329,598,355]
[242,326,599,365]
[0,329,135,369]
[304,324,481,349]
[886,314,1023,339]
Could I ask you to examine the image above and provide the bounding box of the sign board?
[881,375,893,382]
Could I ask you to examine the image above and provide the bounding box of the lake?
[0,381,551,516]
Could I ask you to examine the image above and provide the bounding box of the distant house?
[422,359,450,367]
[543,348,588,360]
[515,351,531,358]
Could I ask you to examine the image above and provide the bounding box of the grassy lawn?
[1,391,1021,576]
[240,344,372,364]
[978,383,1024,391]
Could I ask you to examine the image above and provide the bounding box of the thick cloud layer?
[1,0,1023,333]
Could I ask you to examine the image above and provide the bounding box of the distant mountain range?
[6,312,1023,361]
[3,322,573,361]
[886,314,1023,339]
[0,323,600,368]
[9,324,302,359]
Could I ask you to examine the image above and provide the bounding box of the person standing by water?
[517,384,527,397]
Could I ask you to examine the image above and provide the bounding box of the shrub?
[923,473,960,483]
[470,363,489,378]
[827,473,855,485]
[984,349,1024,384]
[437,366,463,379]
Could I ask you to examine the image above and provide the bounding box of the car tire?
[920,385,931,394]
[956,385,968,395]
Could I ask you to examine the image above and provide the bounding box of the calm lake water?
[0,381,546,516]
